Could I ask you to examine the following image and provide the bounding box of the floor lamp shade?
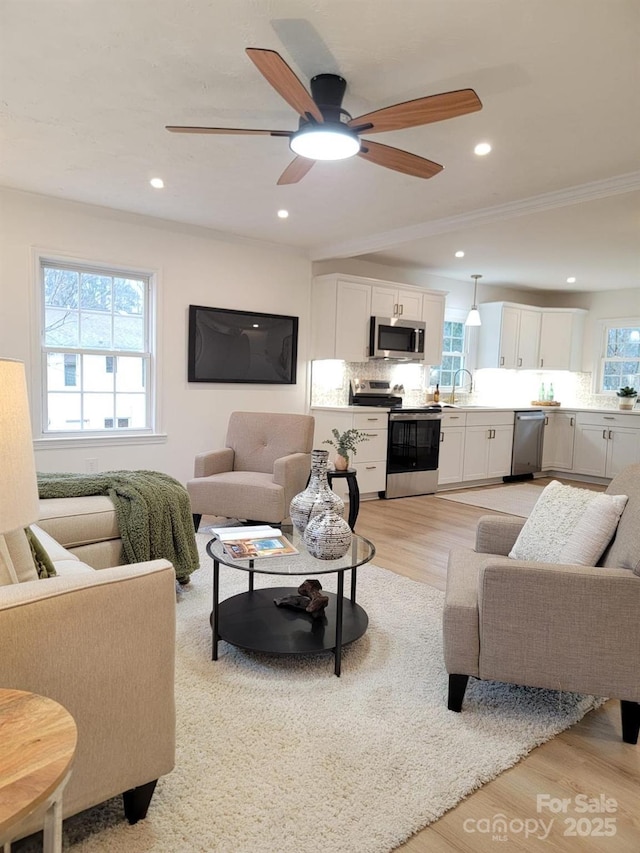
[0,359,39,534]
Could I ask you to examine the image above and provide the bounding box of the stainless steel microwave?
[369,316,426,359]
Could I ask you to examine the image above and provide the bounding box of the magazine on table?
[211,525,298,559]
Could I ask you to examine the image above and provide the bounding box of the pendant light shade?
[465,274,482,326]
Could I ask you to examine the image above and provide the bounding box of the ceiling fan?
[166,48,482,185]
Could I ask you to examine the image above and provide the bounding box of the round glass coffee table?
[206,529,375,676]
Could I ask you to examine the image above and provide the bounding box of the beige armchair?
[0,525,176,838]
[187,411,314,528]
[443,464,640,744]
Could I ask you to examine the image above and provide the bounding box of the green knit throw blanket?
[37,470,199,582]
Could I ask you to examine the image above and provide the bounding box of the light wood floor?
[355,478,640,852]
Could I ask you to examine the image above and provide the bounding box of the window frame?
[32,251,163,446]
[596,318,640,395]
[430,308,473,390]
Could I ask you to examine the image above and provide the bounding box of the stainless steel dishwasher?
[507,410,545,480]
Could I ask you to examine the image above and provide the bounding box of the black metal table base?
[211,563,367,676]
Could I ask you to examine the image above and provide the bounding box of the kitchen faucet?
[449,368,474,404]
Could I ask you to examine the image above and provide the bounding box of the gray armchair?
[443,463,640,744]
[187,411,314,527]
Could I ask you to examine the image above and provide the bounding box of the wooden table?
[0,689,77,853]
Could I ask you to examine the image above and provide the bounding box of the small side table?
[0,689,77,853]
[327,468,360,530]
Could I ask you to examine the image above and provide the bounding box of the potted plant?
[323,428,374,470]
[616,386,638,410]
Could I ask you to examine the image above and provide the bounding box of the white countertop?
[310,404,640,416]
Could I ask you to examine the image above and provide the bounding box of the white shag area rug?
[437,483,545,516]
[18,533,601,853]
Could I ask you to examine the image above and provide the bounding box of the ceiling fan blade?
[277,157,315,185]
[358,140,443,179]
[166,125,291,137]
[246,48,324,123]
[348,89,482,133]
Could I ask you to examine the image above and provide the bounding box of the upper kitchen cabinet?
[421,291,446,366]
[311,274,446,363]
[371,284,423,320]
[538,310,586,371]
[477,302,541,369]
[476,302,586,371]
[311,275,371,362]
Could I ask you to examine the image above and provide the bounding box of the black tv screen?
[188,305,299,384]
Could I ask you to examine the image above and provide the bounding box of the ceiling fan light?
[290,126,360,161]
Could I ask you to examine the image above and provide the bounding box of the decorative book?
[211,525,298,560]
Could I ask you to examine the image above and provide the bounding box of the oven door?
[385,412,441,498]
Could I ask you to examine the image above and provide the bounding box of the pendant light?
[465,274,482,326]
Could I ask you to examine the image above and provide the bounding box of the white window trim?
[594,316,640,395]
[31,248,164,444]
[434,308,475,390]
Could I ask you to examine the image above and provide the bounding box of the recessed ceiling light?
[455,250,465,258]
[277,209,289,219]
[149,177,164,189]
[474,142,492,156]
[566,277,576,283]
[252,324,259,328]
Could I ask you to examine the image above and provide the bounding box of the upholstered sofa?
[0,498,176,839]
[443,464,640,744]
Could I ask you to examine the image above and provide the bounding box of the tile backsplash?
[310,360,628,410]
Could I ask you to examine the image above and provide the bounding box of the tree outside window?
[601,324,640,392]
[430,320,466,388]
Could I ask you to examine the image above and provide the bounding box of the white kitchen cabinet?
[311,276,371,361]
[371,284,423,320]
[542,411,576,471]
[573,412,640,478]
[476,303,541,369]
[538,310,586,371]
[462,411,514,481]
[421,291,446,366]
[438,411,466,485]
[311,408,388,495]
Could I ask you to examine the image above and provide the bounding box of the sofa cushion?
[2,529,40,583]
[509,480,627,566]
[38,496,119,548]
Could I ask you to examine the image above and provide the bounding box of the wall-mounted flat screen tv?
[188,305,299,384]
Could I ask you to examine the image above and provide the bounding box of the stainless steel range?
[349,380,443,498]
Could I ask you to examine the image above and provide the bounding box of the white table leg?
[42,795,63,853]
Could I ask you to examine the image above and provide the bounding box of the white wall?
[0,189,312,484]
[573,288,640,374]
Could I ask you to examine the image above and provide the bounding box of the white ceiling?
[1,0,639,291]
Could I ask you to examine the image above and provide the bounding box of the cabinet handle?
[440,433,445,443]
[393,303,398,316]
[608,430,613,440]
[518,357,522,366]
[449,415,460,419]
[602,430,607,439]
[399,303,404,315]
[544,416,549,426]
[500,356,505,366]
[366,417,379,422]
[570,417,574,427]
[540,358,544,367]
[365,465,377,470]
[603,416,615,420]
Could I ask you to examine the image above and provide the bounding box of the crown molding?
[309,171,640,261]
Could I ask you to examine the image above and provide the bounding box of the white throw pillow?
[509,480,628,566]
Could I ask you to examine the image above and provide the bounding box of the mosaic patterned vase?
[303,492,352,560]
[289,449,344,535]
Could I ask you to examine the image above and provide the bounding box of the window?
[600,322,640,392]
[430,319,467,389]
[40,258,154,434]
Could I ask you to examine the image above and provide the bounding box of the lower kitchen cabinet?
[311,408,388,494]
[573,412,640,478]
[438,411,466,485]
[462,412,514,481]
[542,411,576,471]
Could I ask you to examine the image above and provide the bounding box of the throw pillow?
[509,480,628,566]
[25,527,57,579]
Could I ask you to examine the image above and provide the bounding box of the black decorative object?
[188,304,298,384]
